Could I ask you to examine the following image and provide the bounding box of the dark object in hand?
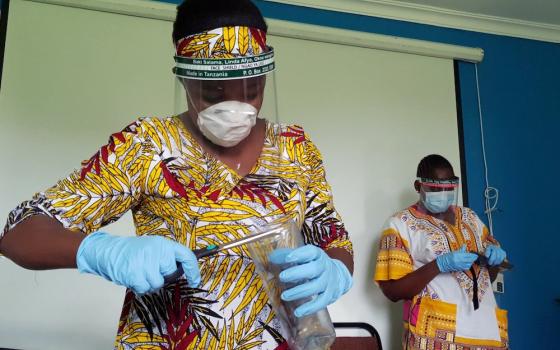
[475,253,513,270]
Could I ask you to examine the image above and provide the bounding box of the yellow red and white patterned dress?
[3,116,353,350]
[374,205,508,350]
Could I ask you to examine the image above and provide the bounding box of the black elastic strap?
[470,265,479,310]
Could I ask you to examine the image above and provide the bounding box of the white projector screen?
[0,1,461,349]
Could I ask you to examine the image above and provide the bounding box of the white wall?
[1,1,460,349]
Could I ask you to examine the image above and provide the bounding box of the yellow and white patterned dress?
[3,116,352,350]
[374,205,508,350]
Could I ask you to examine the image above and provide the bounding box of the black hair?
[416,154,454,178]
[172,0,268,44]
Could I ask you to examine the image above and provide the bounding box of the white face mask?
[422,191,455,214]
[197,101,258,147]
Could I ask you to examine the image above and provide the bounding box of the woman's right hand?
[436,244,478,273]
[76,232,201,295]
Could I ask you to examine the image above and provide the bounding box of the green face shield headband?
[173,26,275,80]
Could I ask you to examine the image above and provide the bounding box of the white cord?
[475,64,499,236]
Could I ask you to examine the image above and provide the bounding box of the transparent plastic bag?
[247,220,336,350]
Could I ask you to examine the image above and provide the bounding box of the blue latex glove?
[76,232,201,294]
[485,245,507,266]
[276,245,353,318]
[436,244,478,273]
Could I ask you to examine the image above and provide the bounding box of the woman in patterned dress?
[374,154,509,350]
[0,1,353,349]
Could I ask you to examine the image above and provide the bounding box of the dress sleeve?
[374,217,414,281]
[295,127,353,255]
[2,119,152,237]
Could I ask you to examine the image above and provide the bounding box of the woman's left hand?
[485,245,507,266]
[276,245,353,318]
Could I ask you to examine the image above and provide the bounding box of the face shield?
[417,176,459,215]
[173,27,278,148]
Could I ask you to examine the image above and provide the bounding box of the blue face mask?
[422,191,455,214]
